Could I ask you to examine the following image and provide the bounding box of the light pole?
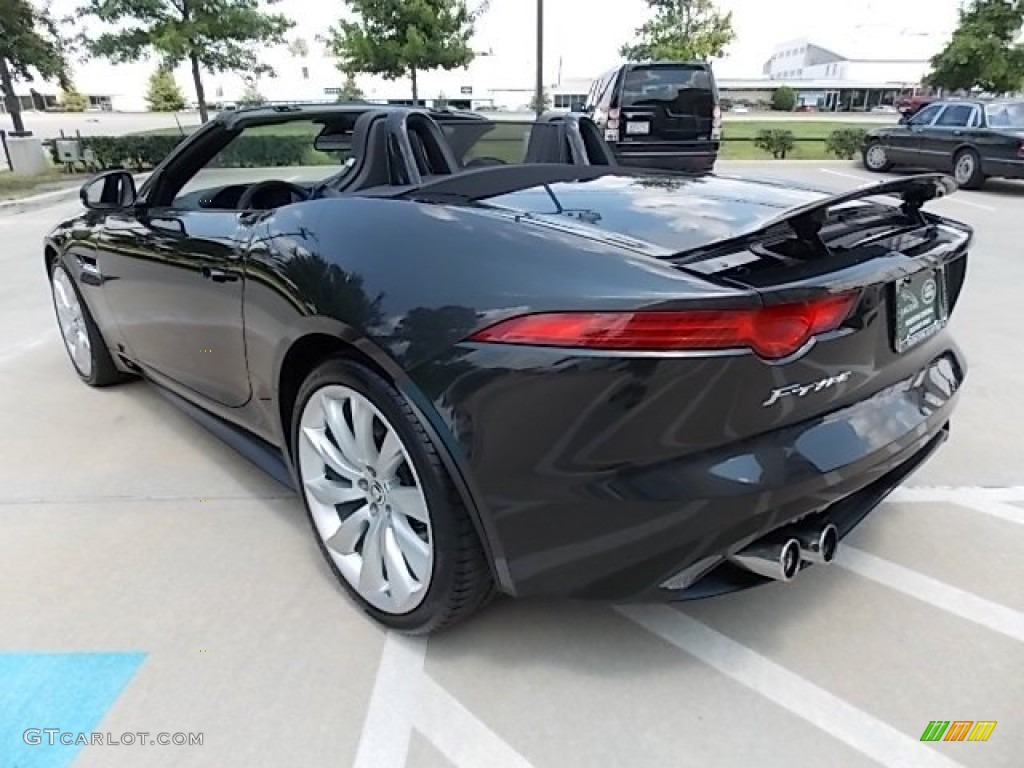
[534,0,544,116]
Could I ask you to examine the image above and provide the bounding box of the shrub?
[54,133,317,172]
[771,86,797,112]
[753,129,796,159]
[826,128,869,160]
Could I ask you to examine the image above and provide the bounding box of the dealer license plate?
[625,121,650,135]
[893,268,948,353]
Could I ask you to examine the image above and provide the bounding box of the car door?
[917,103,978,171]
[887,103,944,165]
[95,203,253,407]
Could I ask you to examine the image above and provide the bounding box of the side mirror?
[81,170,137,211]
[570,102,586,113]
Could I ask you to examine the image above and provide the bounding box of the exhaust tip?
[819,524,839,565]
[780,539,802,581]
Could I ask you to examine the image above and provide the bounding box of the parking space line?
[888,486,1024,524]
[417,675,534,768]
[618,606,967,768]
[354,632,533,768]
[353,633,427,768]
[818,168,997,211]
[837,547,1024,642]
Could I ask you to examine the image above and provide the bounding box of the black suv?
[583,61,722,172]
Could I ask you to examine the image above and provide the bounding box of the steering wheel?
[237,180,310,210]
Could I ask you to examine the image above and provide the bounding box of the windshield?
[985,102,1024,129]
[621,65,714,110]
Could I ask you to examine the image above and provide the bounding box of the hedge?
[48,133,323,171]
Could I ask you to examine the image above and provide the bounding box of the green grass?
[0,168,88,201]
[720,120,875,160]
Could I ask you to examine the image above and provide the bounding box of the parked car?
[46,104,970,633]
[583,60,721,172]
[863,98,1024,188]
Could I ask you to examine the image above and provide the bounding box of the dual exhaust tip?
[729,522,838,582]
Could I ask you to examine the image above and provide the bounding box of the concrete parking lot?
[1,161,1022,768]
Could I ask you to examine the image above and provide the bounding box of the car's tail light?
[608,107,620,130]
[468,293,859,360]
[712,104,723,140]
[1017,140,1024,159]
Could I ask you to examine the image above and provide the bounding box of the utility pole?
[534,0,544,116]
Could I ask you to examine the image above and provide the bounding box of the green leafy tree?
[620,0,735,61]
[926,0,1024,94]
[325,0,486,105]
[77,0,294,124]
[60,86,89,111]
[146,65,186,111]
[337,73,364,101]
[239,78,264,106]
[0,0,70,133]
[771,85,797,111]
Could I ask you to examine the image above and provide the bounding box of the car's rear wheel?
[292,358,494,634]
[50,263,129,387]
[862,141,891,172]
[953,148,985,189]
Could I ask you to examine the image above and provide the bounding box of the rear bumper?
[420,347,964,601]
[613,140,719,172]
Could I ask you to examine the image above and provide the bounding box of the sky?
[274,0,964,79]
[47,0,965,82]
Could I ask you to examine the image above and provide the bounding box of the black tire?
[953,147,985,190]
[862,141,892,172]
[291,358,495,634]
[49,261,131,387]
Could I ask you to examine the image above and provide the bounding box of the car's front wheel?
[291,358,494,634]
[953,148,985,189]
[862,141,892,172]
[49,262,129,387]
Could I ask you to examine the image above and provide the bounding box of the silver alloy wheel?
[955,153,975,185]
[298,384,433,614]
[51,267,93,378]
[865,144,888,170]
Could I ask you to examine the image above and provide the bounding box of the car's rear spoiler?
[671,173,962,264]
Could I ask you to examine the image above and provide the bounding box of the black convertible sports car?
[45,104,970,633]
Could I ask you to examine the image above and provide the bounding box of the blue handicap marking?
[0,652,146,768]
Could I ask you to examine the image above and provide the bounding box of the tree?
[771,85,797,111]
[60,86,89,111]
[0,0,70,133]
[287,36,309,58]
[239,78,265,106]
[926,0,1024,94]
[620,0,735,61]
[146,65,186,111]
[325,0,486,105]
[337,73,364,101]
[529,89,551,114]
[77,0,294,124]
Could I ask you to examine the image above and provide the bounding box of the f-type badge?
[763,371,853,407]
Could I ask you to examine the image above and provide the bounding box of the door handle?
[952,130,963,136]
[201,266,238,283]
